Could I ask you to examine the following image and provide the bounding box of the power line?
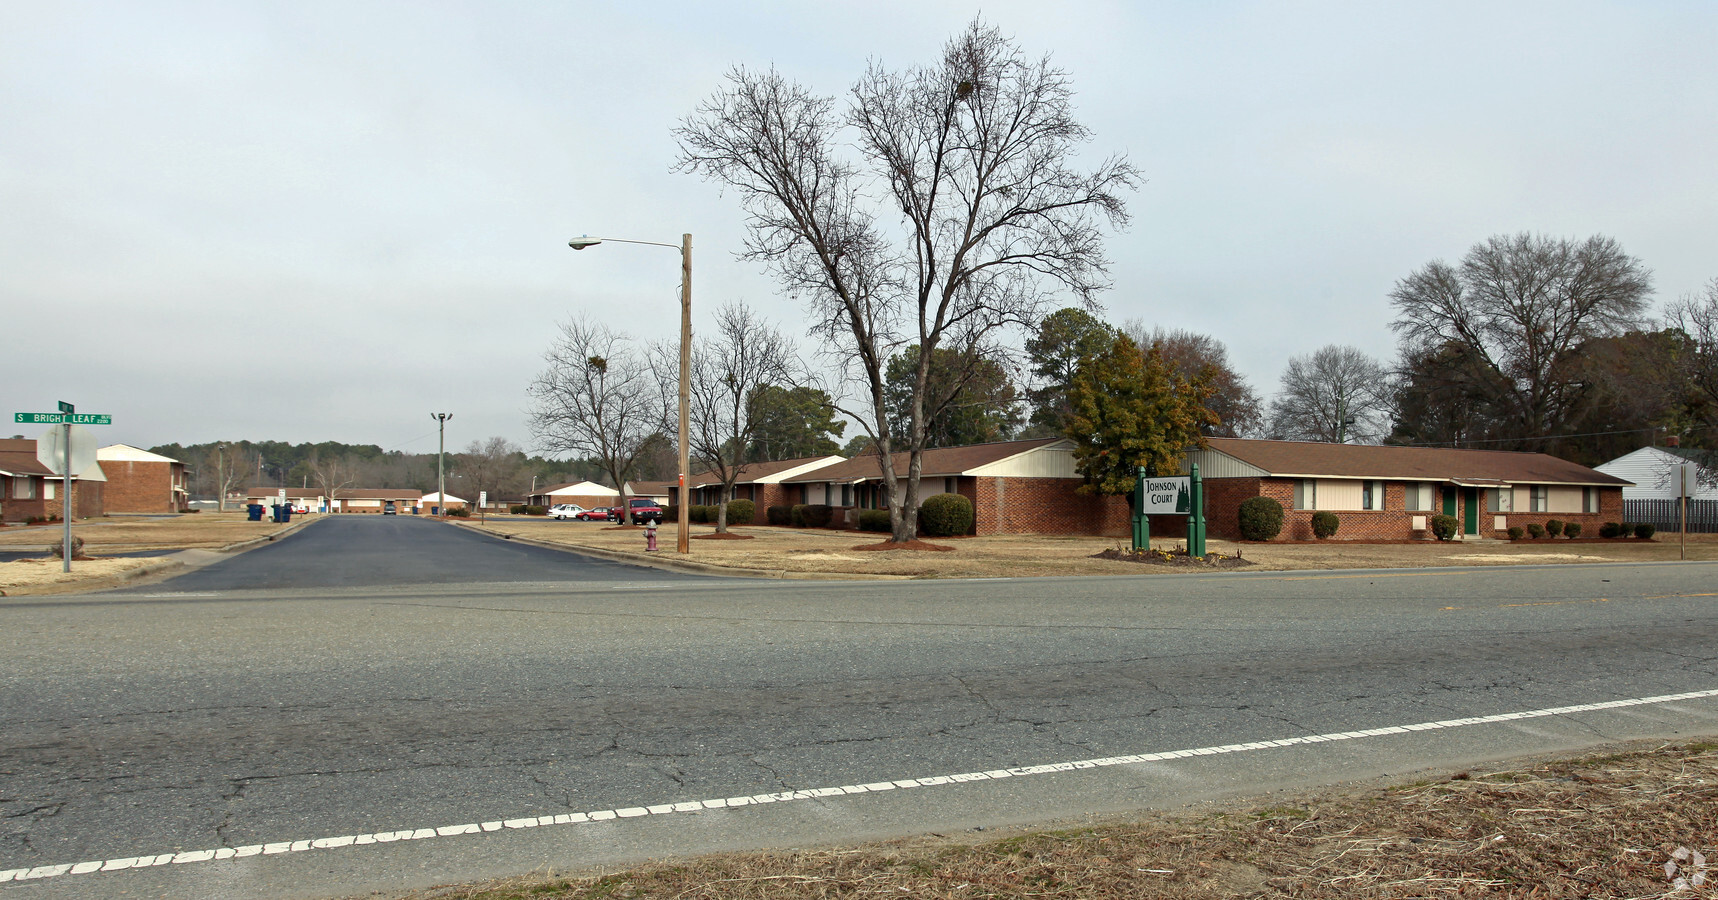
[1399,426,1658,448]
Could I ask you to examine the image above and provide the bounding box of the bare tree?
[528,316,665,525]
[307,451,358,509]
[657,302,797,533]
[456,437,527,504]
[1389,233,1652,449]
[676,19,1137,542]
[1267,345,1394,443]
[1667,278,1718,438]
[201,443,255,511]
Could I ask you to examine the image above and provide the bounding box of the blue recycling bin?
[280,507,292,522]
[247,504,264,521]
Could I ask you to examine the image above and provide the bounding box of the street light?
[568,233,692,554]
[432,412,452,516]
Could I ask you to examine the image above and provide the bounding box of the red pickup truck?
[607,498,664,523]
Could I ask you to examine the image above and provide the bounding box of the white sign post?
[23,404,111,573]
[1677,463,1697,561]
[479,491,487,522]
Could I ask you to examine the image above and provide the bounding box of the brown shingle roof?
[784,439,1063,483]
[1203,438,1630,486]
[0,439,55,477]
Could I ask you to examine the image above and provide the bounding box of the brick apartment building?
[1185,438,1630,541]
[96,444,189,513]
[0,437,106,522]
[242,487,426,513]
[686,456,846,523]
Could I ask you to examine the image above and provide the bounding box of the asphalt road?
[4,517,1718,898]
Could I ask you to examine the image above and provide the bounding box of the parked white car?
[547,504,587,520]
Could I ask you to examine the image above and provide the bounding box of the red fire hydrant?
[644,518,659,552]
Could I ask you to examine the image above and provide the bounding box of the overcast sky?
[4,1,1714,457]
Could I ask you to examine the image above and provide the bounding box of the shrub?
[1507,526,1525,540]
[693,505,713,524]
[1619,522,1637,538]
[509,504,527,515]
[1310,511,1340,539]
[1544,519,1563,538]
[1526,522,1545,539]
[1599,521,1621,539]
[858,509,891,532]
[1236,496,1284,541]
[1429,514,1459,541]
[790,504,808,527]
[660,504,677,523]
[767,505,792,526]
[447,506,471,518]
[918,493,974,537]
[1563,521,1581,538]
[1635,522,1656,539]
[802,504,834,528]
[724,499,756,525]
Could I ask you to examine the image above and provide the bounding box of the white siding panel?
[1182,449,1269,479]
[1595,447,1714,500]
[1314,479,1362,511]
[968,445,1079,478]
[1547,486,1583,513]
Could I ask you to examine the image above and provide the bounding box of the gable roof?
[624,480,675,497]
[784,439,1065,483]
[1198,438,1630,487]
[543,480,619,496]
[97,444,181,464]
[688,455,848,487]
[0,440,55,478]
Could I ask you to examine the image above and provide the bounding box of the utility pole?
[432,412,452,516]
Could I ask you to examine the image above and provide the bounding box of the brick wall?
[1200,478,1626,541]
[42,480,103,520]
[102,460,179,513]
[971,476,1131,536]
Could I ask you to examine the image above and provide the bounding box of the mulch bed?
[693,532,754,541]
[1093,548,1254,569]
[853,539,955,552]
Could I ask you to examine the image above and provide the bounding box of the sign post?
[1677,463,1696,561]
[1131,466,1148,551]
[479,490,488,523]
[14,403,112,572]
[1187,463,1206,557]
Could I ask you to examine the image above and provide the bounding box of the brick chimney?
[1667,435,1682,448]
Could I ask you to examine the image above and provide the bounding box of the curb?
[446,520,910,581]
[0,516,322,597]
[215,514,321,552]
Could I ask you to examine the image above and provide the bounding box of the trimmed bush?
[1635,522,1656,539]
[790,504,809,527]
[1563,521,1582,538]
[660,504,678,523]
[516,505,545,516]
[1507,526,1525,540]
[1599,521,1621,539]
[802,504,834,528]
[447,506,471,518]
[1429,514,1459,541]
[1544,519,1564,538]
[917,493,974,537]
[1236,496,1284,541]
[510,504,527,515]
[1526,522,1545,539]
[767,505,792,526]
[1310,511,1340,539]
[858,509,891,532]
[724,499,756,525]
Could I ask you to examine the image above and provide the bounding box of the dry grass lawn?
[0,556,169,592]
[462,517,1718,579]
[0,511,301,553]
[377,740,1718,900]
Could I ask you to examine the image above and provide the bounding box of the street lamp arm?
[567,235,682,251]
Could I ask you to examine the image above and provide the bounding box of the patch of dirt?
[1092,547,1255,569]
[852,539,954,552]
[602,525,645,531]
[1444,553,1613,562]
[692,532,754,540]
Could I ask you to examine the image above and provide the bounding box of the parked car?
[608,498,664,523]
[573,507,610,521]
[547,504,586,520]
[383,502,397,515]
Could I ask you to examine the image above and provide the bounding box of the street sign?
[1676,463,1699,500]
[15,413,112,425]
[37,425,100,477]
[1139,475,1192,515]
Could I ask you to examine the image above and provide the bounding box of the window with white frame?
[1530,485,1548,512]
[12,477,33,500]
[1404,482,1433,511]
[1360,480,1385,510]
[1292,479,1315,510]
[1583,487,1599,513]
[1486,487,1513,513]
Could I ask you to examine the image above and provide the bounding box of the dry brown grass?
[0,556,168,591]
[376,741,1718,900]
[462,518,1718,579]
[0,511,301,552]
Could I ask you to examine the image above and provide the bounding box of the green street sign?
[14,412,111,425]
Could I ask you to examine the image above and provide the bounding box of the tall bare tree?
[1389,233,1652,449]
[659,302,797,533]
[456,437,527,504]
[1667,278,1718,442]
[307,450,357,510]
[528,316,665,525]
[676,19,1137,542]
[201,443,256,511]
[1267,345,1393,443]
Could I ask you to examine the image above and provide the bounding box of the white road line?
[5,686,1717,884]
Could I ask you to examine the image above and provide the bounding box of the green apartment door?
[1463,487,1479,535]
[1442,487,1456,518]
